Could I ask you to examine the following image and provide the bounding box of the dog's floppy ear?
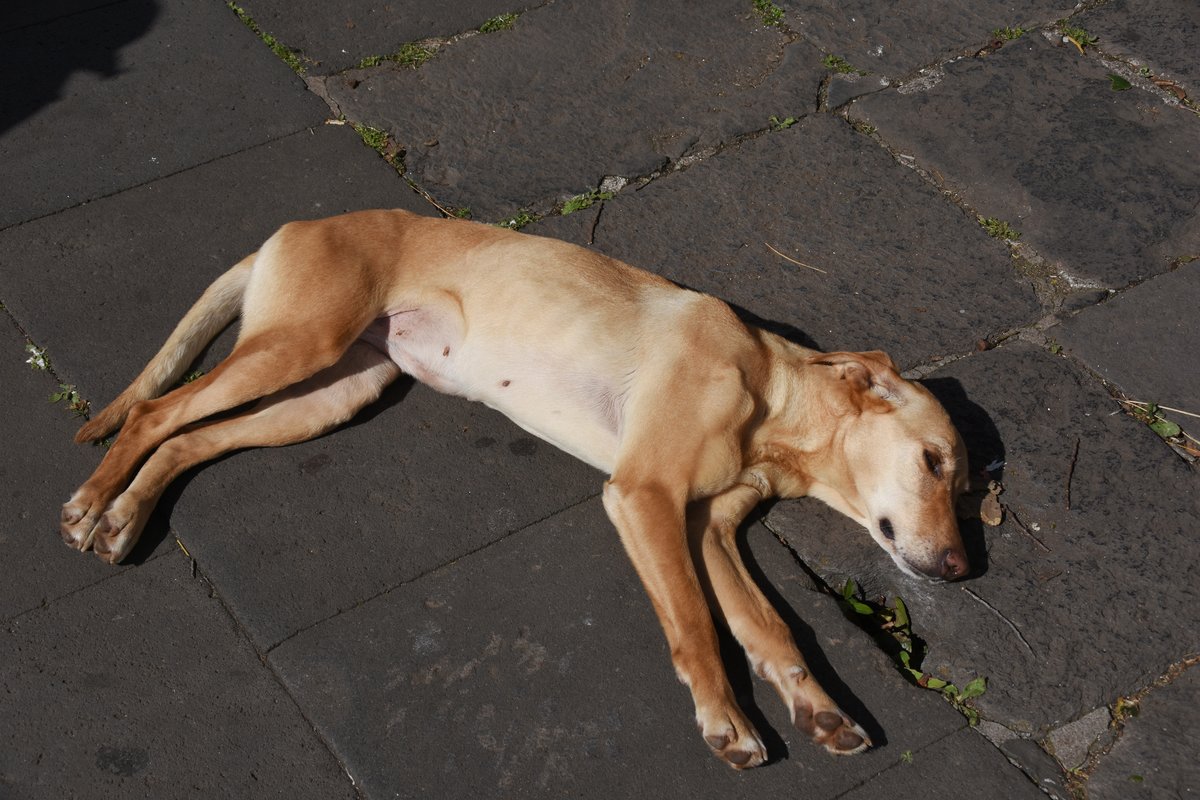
[808,351,903,409]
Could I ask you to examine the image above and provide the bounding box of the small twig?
[1122,399,1200,420]
[961,587,1036,658]
[1065,437,1080,511]
[765,242,827,274]
[1006,507,1051,552]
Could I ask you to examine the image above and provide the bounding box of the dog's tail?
[74,254,256,444]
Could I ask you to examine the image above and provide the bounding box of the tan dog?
[62,209,969,769]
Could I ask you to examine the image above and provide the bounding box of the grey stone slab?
[0,123,428,404]
[766,342,1200,733]
[169,381,601,650]
[0,0,328,229]
[1048,706,1111,769]
[541,113,1038,368]
[0,317,115,620]
[1056,262,1200,433]
[0,553,356,799]
[1088,664,1200,800]
[271,500,969,799]
[839,729,1046,800]
[850,33,1200,289]
[781,0,1073,82]
[320,0,826,221]
[1079,0,1200,97]
[237,0,546,73]
[1001,738,1073,800]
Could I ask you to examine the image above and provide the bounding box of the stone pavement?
[1,1,1196,798]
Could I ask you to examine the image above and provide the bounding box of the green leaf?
[1149,417,1181,438]
[842,578,857,600]
[1107,74,1132,91]
[925,676,949,690]
[893,596,910,629]
[961,676,988,699]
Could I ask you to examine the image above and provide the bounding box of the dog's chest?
[361,308,623,471]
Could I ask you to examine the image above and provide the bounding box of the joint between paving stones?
[1055,654,1200,796]
[175,544,370,799]
[263,490,603,656]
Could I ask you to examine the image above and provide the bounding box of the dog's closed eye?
[879,518,896,540]
[923,449,943,479]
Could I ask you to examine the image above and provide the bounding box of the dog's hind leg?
[77,341,401,562]
[75,254,256,444]
[691,485,871,756]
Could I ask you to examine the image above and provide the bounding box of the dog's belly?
[360,309,622,472]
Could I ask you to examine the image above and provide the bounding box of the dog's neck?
[742,331,863,514]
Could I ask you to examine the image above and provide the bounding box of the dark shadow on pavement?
[738,510,885,752]
[921,376,1006,581]
[0,0,159,137]
[123,373,417,564]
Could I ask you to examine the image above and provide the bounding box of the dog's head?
[804,351,969,581]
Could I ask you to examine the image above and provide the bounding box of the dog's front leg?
[602,479,767,769]
[691,485,871,756]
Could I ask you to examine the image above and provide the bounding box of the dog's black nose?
[941,548,969,580]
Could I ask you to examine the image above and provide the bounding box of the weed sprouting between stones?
[496,211,537,230]
[839,578,988,725]
[25,343,49,371]
[1058,22,1098,53]
[769,115,797,131]
[978,215,1021,241]
[356,43,435,70]
[226,3,305,75]
[752,0,784,27]
[1119,399,1200,458]
[822,54,867,76]
[991,26,1026,41]
[560,190,613,216]
[50,384,90,418]
[479,13,518,33]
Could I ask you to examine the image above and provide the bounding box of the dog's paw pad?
[700,721,767,769]
[794,701,871,755]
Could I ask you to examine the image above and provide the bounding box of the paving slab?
[236,0,547,73]
[0,0,327,229]
[317,0,826,220]
[849,32,1200,289]
[0,552,356,799]
[1088,664,1200,799]
[270,498,980,799]
[1056,261,1200,434]
[778,0,1072,83]
[534,112,1039,368]
[0,317,115,620]
[766,342,1200,733]
[0,123,428,404]
[169,381,601,650]
[838,728,1046,800]
[1077,0,1200,97]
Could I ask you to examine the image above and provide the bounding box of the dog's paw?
[697,709,768,769]
[60,493,103,552]
[92,510,137,565]
[792,700,871,755]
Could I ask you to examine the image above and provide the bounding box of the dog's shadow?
[705,508,885,765]
[123,374,420,565]
[922,376,1005,579]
